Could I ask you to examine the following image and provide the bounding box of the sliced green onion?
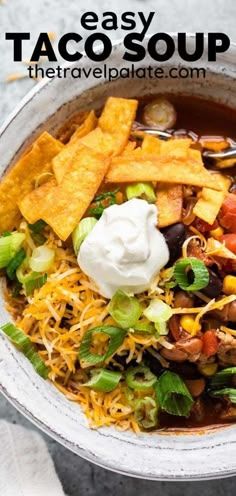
[28,220,47,233]
[143,299,172,323]
[78,325,126,365]
[6,248,26,280]
[210,367,236,389]
[109,290,142,329]
[174,258,209,291]
[155,371,194,417]
[126,182,156,203]
[133,322,155,334]
[84,368,122,392]
[211,388,236,403]
[29,246,55,272]
[16,256,47,295]
[0,232,25,269]
[155,321,168,336]
[16,257,31,283]
[134,397,158,429]
[125,387,135,405]
[125,365,157,390]
[72,217,97,255]
[24,273,47,296]
[1,323,49,379]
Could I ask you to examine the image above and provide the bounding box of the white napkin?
[0,420,66,496]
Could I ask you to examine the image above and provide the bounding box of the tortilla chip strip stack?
[0,96,227,240]
[0,132,63,232]
[18,97,138,240]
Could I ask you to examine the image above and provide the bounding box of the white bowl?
[1,35,236,481]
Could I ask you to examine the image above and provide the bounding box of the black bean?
[162,223,186,266]
[142,350,164,376]
[202,269,223,298]
[108,352,137,371]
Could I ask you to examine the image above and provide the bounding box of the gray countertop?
[1,0,236,494]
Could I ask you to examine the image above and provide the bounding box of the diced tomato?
[220,234,236,254]
[221,195,236,216]
[220,195,236,233]
[194,218,218,233]
[202,330,219,357]
[221,212,236,233]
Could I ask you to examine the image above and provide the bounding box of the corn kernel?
[223,275,236,295]
[180,315,201,334]
[198,363,218,377]
[210,226,224,239]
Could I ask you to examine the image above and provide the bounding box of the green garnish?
[210,367,236,388]
[125,365,157,390]
[155,371,194,417]
[72,217,97,255]
[6,248,26,280]
[0,232,25,269]
[211,388,236,403]
[134,397,158,429]
[1,323,49,379]
[29,246,55,272]
[78,325,126,365]
[143,299,172,324]
[126,182,156,203]
[174,257,209,291]
[84,368,122,392]
[109,289,142,329]
[133,322,155,334]
[24,273,47,296]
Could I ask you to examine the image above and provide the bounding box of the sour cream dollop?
[78,198,169,298]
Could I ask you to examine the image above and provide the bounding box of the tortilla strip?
[18,179,57,224]
[107,150,219,188]
[141,135,192,158]
[98,96,138,155]
[121,141,137,155]
[160,138,193,158]
[0,132,63,232]
[156,184,183,227]
[20,145,110,240]
[69,110,97,144]
[193,173,231,224]
[106,153,222,191]
[142,136,187,226]
[141,134,161,154]
[53,98,138,183]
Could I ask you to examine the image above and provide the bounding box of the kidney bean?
[228,302,236,322]
[174,291,195,309]
[176,337,203,355]
[202,269,223,298]
[162,223,186,266]
[185,378,206,397]
[160,347,188,362]
[168,315,181,341]
[211,301,236,322]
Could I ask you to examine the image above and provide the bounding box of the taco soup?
[1,95,236,432]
